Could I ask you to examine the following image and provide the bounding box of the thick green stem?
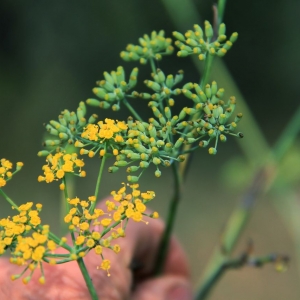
[217,0,227,25]
[77,257,98,300]
[154,162,182,275]
[149,57,157,74]
[123,98,143,121]
[200,54,214,88]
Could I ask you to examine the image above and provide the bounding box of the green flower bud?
[120,51,130,61]
[44,140,61,146]
[218,23,226,36]
[199,140,209,148]
[174,70,184,85]
[59,132,69,140]
[159,114,166,125]
[93,88,107,99]
[140,93,152,99]
[234,113,243,123]
[230,32,238,43]
[104,93,117,102]
[217,48,227,57]
[114,160,128,167]
[58,115,67,127]
[128,67,139,89]
[205,84,212,98]
[173,31,186,42]
[88,114,98,124]
[178,108,187,120]
[127,175,139,183]
[116,66,125,83]
[193,24,203,37]
[145,80,161,92]
[127,166,140,173]
[152,107,161,118]
[187,138,197,143]
[149,118,160,127]
[156,69,166,83]
[217,35,227,42]
[140,161,150,168]
[166,74,174,88]
[153,157,161,165]
[112,104,120,111]
[211,81,218,95]
[37,150,50,157]
[103,71,114,86]
[198,54,206,60]
[164,107,171,119]
[219,134,227,142]
[218,114,227,125]
[99,101,111,109]
[164,143,173,152]
[170,115,179,126]
[86,98,101,107]
[177,50,189,57]
[134,143,148,153]
[205,21,213,39]
[46,124,59,136]
[208,147,217,155]
[155,169,161,177]
[108,166,119,173]
[174,137,184,149]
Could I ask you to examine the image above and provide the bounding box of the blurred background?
[1,0,300,299]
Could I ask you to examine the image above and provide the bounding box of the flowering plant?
[0,1,290,299]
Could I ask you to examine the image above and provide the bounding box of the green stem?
[154,162,182,275]
[90,152,107,213]
[62,177,76,244]
[77,257,98,300]
[0,189,19,210]
[200,54,214,88]
[123,98,143,121]
[149,57,157,74]
[217,0,227,25]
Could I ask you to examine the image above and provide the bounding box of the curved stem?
[0,189,19,210]
[154,162,182,275]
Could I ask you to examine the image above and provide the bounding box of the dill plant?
[0,3,249,300]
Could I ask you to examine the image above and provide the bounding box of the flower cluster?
[173,21,238,60]
[87,66,139,111]
[63,183,157,276]
[0,202,55,284]
[139,69,183,106]
[180,81,243,154]
[76,118,128,158]
[41,101,98,151]
[120,30,174,64]
[38,152,86,189]
[0,159,23,188]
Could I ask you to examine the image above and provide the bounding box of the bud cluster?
[173,21,238,60]
[120,30,174,64]
[43,102,98,150]
[139,69,183,106]
[87,66,139,111]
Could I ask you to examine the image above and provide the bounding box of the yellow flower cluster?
[38,152,85,188]
[0,202,56,284]
[110,183,158,223]
[0,159,23,188]
[77,118,128,157]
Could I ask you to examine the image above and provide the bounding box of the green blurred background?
[1,0,300,299]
